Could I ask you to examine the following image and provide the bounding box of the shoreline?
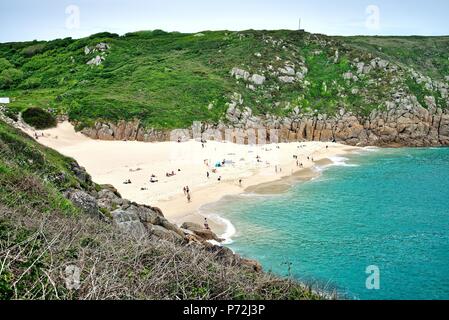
[190,155,359,240]
[20,121,361,238]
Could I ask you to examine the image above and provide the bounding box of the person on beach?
[239,179,242,187]
[207,172,210,179]
[218,176,222,182]
[187,193,191,203]
[204,218,210,230]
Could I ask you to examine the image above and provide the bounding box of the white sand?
[25,122,358,226]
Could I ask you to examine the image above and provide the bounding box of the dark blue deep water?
[205,148,449,300]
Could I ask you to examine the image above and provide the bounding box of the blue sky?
[1,0,448,42]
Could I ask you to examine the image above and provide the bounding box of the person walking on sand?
[239,179,242,187]
[207,171,210,179]
[183,187,187,195]
[204,218,210,230]
[187,193,191,203]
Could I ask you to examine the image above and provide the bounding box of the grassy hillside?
[0,30,448,130]
[0,119,320,300]
[340,36,449,80]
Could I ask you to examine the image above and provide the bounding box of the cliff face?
[80,100,449,147]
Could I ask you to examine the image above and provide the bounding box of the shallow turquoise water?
[204,148,449,300]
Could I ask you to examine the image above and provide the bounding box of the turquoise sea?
[203,148,449,300]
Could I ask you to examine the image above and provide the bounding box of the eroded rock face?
[231,68,250,81]
[78,102,449,147]
[149,225,184,243]
[181,222,222,242]
[86,56,106,66]
[206,246,263,272]
[111,209,147,240]
[250,74,266,85]
[65,189,99,217]
[75,83,449,149]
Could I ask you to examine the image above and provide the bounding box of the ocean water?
[203,148,449,300]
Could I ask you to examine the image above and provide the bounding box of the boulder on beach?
[181,222,223,242]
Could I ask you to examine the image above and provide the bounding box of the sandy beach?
[24,122,359,232]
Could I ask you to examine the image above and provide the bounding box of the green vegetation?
[21,107,57,129]
[340,36,449,81]
[0,119,320,300]
[0,31,447,130]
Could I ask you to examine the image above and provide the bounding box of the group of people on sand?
[34,132,44,140]
[183,186,191,203]
[166,169,180,177]
[150,174,159,183]
[203,218,210,230]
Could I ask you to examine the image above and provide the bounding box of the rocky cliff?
[80,98,449,147]
[62,163,263,273]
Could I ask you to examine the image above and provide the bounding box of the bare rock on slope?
[65,189,99,217]
[181,222,223,242]
[111,209,147,240]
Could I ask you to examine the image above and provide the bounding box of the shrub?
[21,43,46,57]
[0,58,13,70]
[19,77,42,89]
[0,68,23,89]
[3,108,19,122]
[22,108,57,129]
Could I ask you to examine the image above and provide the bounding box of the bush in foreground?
[22,107,57,130]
